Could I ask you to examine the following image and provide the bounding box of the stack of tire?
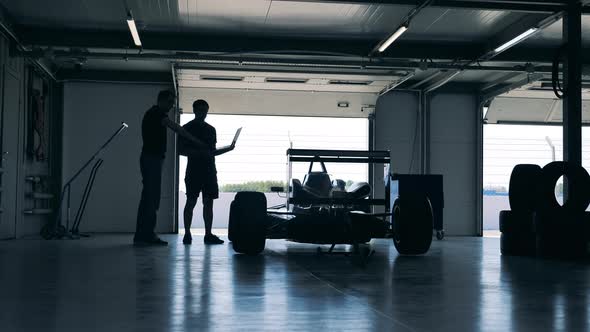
[500,162,590,259]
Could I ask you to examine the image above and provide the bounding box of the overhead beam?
[17,26,485,61]
[272,0,568,13]
[20,49,561,75]
[18,27,590,65]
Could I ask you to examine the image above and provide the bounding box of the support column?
[563,2,582,198]
[420,91,430,175]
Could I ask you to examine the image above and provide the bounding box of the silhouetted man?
[181,99,234,245]
[134,90,207,246]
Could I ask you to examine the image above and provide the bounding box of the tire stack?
[500,164,541,256]
[535,162,590,259]
[500,162,590,259]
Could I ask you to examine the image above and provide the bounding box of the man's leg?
[135,154,151,240]
[183,195,198,244]
[203,197,223,244]
[203,197,214,236]
[134,154,166,245]
[145,157,163,238]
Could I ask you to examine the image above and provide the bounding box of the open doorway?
[483,124,590,237]
[483,124,563,237]
[178,114,369,234]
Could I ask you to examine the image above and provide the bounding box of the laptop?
[219,127,242,150]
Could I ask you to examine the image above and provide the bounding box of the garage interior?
[1,0,590,331]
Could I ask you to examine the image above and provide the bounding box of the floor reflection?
[3,236,590,331]
[501,255,590,331]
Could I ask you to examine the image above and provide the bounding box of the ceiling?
[3,1,548,42]
[0,0,589,97]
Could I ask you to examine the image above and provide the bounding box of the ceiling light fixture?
[126,11,142,47]
[494,28,538,54]
[378,25,408,53]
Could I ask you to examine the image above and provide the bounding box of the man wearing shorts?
[180,99,234,245]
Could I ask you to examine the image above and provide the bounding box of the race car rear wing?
[286,149,390,164]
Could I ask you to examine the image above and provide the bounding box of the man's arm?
[212,129,235,156]
[214,143,235,156]
[161,118,207,149]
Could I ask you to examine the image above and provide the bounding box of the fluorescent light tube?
[494,28,538,53]
[378,25,408,53]
[126,15,142,47]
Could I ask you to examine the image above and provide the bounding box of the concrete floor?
[1,236,590,332]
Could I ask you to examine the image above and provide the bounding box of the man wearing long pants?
[134,90,206,246]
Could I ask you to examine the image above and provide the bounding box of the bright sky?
[178,114,369,192]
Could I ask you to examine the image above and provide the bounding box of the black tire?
[539,161,590,214]
[509,164,542,212]
[228,200,237,242]
[500,233,536,257]
[392,194,433,255]
[535,210,587,259]
[230,192,267,255]
[499,210,534,234]
[499,210,536,256]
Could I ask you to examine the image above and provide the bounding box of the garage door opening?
[178,114,369,234]
[483,124,563,237]
[483,124,590,237]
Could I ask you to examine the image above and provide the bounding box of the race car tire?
[500,233,536,257]
[539,161,590,214]
[499,210,536,256]
[392,194,433,255]
[508,164,542,212]
[230,191,267,255]
[228,200,236,242]
[534,210,587,259]
[499,210,534,234]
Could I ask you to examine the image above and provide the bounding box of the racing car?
[227,149,435,257]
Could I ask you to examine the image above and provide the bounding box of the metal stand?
[70,159,104,237]
[41,123,128,240]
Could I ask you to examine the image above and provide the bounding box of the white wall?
[62,82,175,233]
[429,93,479,236]
[372,91,420,201]
[373,91,479,236]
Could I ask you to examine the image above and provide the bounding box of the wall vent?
[328,79,372,85]
[265,77,308,83]
[200,75,244,81]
